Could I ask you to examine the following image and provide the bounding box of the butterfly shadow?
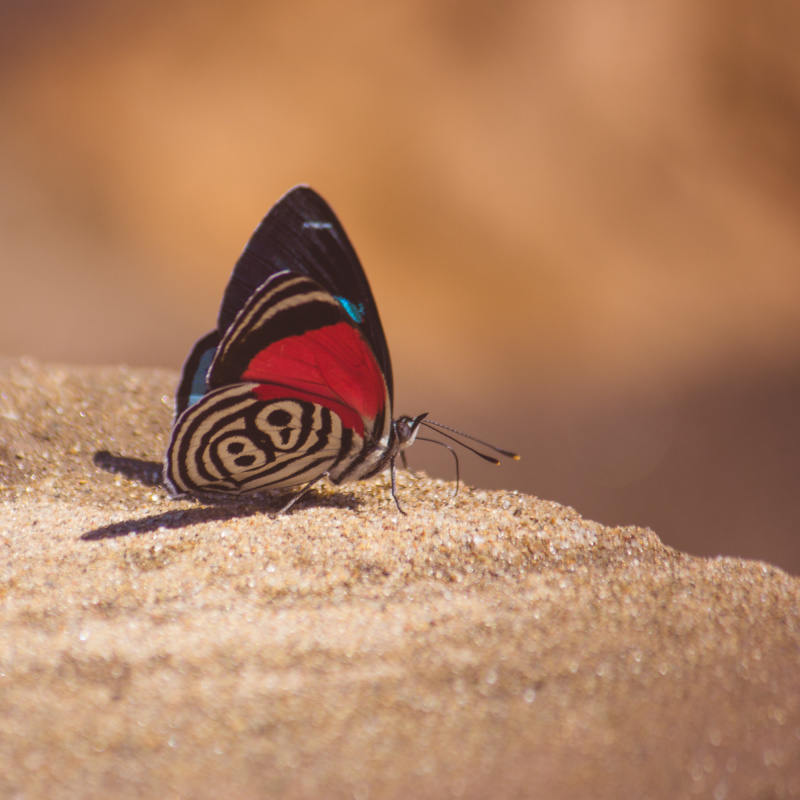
[93,450,164,487]
[85,450,360,541]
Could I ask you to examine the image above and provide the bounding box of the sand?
[1,358,798,799]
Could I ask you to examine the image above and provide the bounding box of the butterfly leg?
[399,450,417,477]
[274,473,327,516]
[390,457,407,516]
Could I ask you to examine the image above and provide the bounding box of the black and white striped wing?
[164,382,364,495]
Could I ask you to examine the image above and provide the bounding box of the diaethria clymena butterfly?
[163,185,517,513]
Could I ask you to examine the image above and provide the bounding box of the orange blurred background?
[2,1,799,571]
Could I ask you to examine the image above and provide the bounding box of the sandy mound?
[1,359,798,799]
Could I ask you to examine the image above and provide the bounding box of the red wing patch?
[243,322,387,433]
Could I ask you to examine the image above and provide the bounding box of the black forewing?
[216,185,394,401]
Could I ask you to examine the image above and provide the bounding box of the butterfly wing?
[217,185,393,399]
[173,185,393,419]
[173,330,220,418]
[210,271,389,433]
[164,271,393,496]
[164,383,366,494]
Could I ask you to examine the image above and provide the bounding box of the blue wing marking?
[335,296,365,324]
[188,345,217,408]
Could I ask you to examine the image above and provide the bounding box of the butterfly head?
[393,412,428,451]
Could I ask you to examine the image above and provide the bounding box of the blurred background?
[1,0,799,572]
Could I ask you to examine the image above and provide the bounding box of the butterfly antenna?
[416,436,460,498]
[419,421,518,464]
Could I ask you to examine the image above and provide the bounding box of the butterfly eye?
[395,413,429,448]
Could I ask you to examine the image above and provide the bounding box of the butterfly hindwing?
[164,383,364,494]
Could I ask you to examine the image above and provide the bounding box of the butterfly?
[163,185,517,513]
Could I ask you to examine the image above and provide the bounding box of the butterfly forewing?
[210,272,389,437]
[210,273,342,386]
[173,186,394,422]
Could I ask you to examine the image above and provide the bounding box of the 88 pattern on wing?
[167,385,358,494]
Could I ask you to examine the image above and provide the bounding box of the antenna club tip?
[512,454,521,461]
